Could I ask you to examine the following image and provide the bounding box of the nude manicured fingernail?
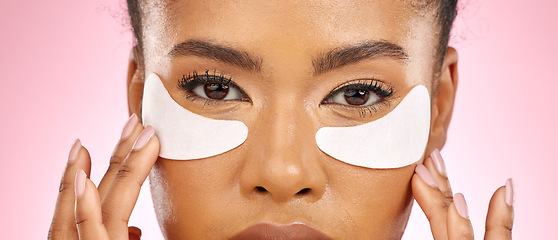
[430,148,447,176]
[415,164,437,187]
[68,139,81,162]
[75,169,86,198]
[121,114,138,139]
[454,193,469,218]
[133,126,154,150]
[505,178,515,207]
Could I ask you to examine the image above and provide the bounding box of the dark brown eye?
[343,89,369,105]
[322,80,393,108]
[327,87,380,106]
[192,81,243,101]
[204,83,229,100]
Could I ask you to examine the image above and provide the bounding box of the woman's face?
[129,0,454,239]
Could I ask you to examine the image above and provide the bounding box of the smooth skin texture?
[48,0,514,239]
[47,130,514,239]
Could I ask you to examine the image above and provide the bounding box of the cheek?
[150,156,416,239]
[150,157,241,238]
[325,160,415,237]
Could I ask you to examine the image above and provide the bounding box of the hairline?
[127,0,457,85]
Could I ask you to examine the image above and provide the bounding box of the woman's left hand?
[411,149,515,239]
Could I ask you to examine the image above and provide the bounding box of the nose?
[239,102,326,203]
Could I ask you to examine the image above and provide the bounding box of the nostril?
[255,186,267,192]
[296,188,311,195]
[254,186,312,197]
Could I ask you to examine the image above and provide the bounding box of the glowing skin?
[316,85,431,169]
[142,73,248,160]
[145,70,430,169]
[46,0,514,238]
[124,0,459,239]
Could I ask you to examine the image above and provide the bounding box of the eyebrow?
[313,41,408,75]
[169,40,262,72]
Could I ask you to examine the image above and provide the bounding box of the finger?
[412,164,452,240]
[74,169,110,240]
[484,179,514,239]
[48,139,92,240]
[424,149,452,198]
[98,114,142,199]
[101,126,159,239]
[447,193,474,240]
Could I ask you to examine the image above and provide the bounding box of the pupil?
[343,89,369,105]
[204,83,229,99]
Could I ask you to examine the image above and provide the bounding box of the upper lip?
[229,222,332,240]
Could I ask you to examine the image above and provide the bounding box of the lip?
[229,222,332,240]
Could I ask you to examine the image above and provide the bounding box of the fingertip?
[489,179,515,216]
[147,129,160,145]
[415,164,438,188]
[75,169,87,198]
[447,193,475,240]
[135,126,160,158]
[51,143,91,239]
[484,180,514,239]
[411,166,453,240]
[116,114,145,149]
[505,178,515,208]
[430,148,447,177]
[75,177,109,240]
[121,114,139,140]
[490,184,508,208]
[453,193,469,219]
[150,132,160,150]
[75,177,102,219]
[132,125,155,151]
[68,139,82,163]
[67,140,92,175]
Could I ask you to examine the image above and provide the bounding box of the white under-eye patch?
[142,73,248,160]
[315,85,431,169]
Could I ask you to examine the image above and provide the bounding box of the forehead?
[143,0,436,46]
[141,0,439,82]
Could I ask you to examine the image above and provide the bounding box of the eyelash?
[177,72,395,117]
[177,70,250,106]
[321,79,395,117]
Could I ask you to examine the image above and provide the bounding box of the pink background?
[1,0,556,239]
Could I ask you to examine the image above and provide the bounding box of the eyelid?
[321,78,394,104]
[179,70,233,90]
[177,70,251,102]
[320,79,395,118]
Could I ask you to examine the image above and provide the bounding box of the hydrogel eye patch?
[142,73,248,160]
[315,85,431,169]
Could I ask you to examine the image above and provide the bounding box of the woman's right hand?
[412,149,515,239]
[48,114,159,240]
